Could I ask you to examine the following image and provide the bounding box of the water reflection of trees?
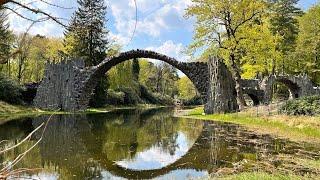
[2,109,318,179]
[0,108,204,179]
[85,108,203,161]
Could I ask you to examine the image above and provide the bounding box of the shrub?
[0,73,25,104]
[182,95,203,106]
[280,96,320,116]
[105,89,125,105]
[120,87,141,105]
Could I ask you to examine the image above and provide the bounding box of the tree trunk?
[229,54,246,110]
[271,59,276,75]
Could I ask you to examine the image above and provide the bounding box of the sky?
[7,0,319,62]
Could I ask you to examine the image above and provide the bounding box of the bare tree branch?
[1,0,68,27]
[38,0,74,10]
[7,0,67,27]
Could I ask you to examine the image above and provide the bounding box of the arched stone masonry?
[34,49,320,113]
[34,50,213,112]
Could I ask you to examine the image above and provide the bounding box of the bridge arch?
[273,77,301,99]
[77,50,209,110]
[261,75,318,103]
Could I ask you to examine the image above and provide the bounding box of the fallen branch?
[0,110,58,179]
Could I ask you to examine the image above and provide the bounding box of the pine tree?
[64,0,109,66]
[64,0,110,107]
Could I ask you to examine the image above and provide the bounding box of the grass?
[0,101,170,124]
[183,106,320,144]
[0,101,46,124]
[87,104,170,113]
[218,172,313,180]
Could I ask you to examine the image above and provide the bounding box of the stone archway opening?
[272,79,301,101]
[244,93,261,106]
[94,58,202,107]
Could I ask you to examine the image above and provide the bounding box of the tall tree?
[269,0,302,74]
[64,0,110,107]
[132,58,140,81]
[64,0,109,66]
[186,0,266,110]
[0,7,12,65]
[295,4,320,84]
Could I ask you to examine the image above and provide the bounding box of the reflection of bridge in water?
[1,108,320,179]
[31,109,208,179]
[27,110,316,179]
[86,125,210,179]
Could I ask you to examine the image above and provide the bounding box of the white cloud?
[109,0,194,40]
[147,40,191,62]
[116,132,193,170]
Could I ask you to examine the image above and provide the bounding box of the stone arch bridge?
[34,49,320,113]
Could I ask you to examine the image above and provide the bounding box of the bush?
[182,95,203,106]
[139,85,162,104]
[280,96,320,116]
[0,73,25,104]
[105,89,125,105]
[120,87,141,105]
[106,88,142,105]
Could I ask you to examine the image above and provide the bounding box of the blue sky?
[8,0,319,61]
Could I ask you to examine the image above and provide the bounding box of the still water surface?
[0,108,319,179]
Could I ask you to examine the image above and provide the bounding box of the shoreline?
[178,106,320,145]
[0,101,173,123]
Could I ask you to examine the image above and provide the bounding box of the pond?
[0,108,319,179]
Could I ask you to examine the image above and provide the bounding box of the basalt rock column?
[205,57,238,114]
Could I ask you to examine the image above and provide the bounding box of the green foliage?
[132,58,140,81]
[178,76,197,99]
[0,7,12,65]
[280,96,320,116]
[295,4,320,84]
[269,0,302,74]
[186,0,275,108]
[64,0,109,66]
[0,73,24,104]
[89,76,109,107]
[64,0,110,107]
[182,95,203,106]
[1,34,64,83]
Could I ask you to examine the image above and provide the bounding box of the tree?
[186,0,266,110]
[178,76,197,100]
[15,33,32,82]
[0,7,12,65]
[64,0,110,107]
[64,0,109,66]
[295,4,320,84]
[269,0,302,74]
[0,0,68,26]
[132,58,140,81]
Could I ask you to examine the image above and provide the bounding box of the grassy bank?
[219,172,312,180]
[0,101,46,124]
[183,106,320,144]
[0,101,171,123]
[87,104,170,113]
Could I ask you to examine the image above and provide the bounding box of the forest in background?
[0,0,319,108]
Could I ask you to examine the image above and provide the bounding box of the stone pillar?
[204,56,238,114]
[34,59,87,111]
